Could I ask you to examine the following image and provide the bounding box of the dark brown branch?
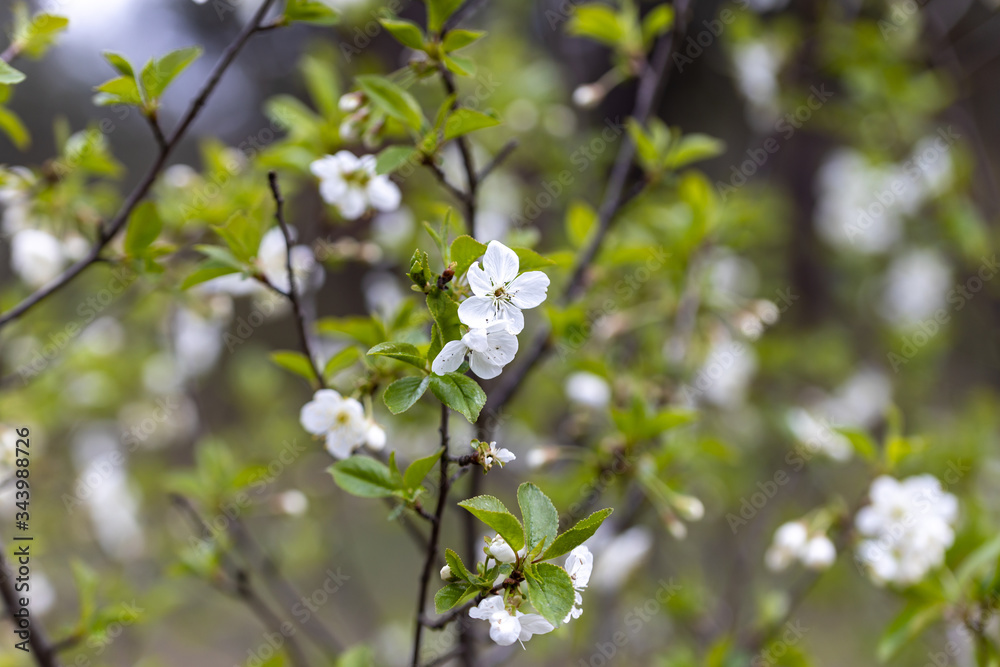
[0,0,280,329]
[476,139,518,183]
[411,405,452,667]
[439,66,478,236]
[0,548,61,666]
[267,171,326,389]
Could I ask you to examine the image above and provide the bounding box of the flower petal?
[458,296,501,329]
[489,614,521,646]
[482,240,520,285]
[432,340,468,375]
[318,177,348,205]
[516,613,554,641]
[497,303,524,334]
[482,329,519,366]
[337,187,368,220]
[469,353,504,380]
[466,263,494,297]
[367,176,401,212]
[507,271,550,309]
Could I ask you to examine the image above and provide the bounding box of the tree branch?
[0,0,281,330]
[0,547,60,667]
[267,171,326,389]
[411,405,452,667]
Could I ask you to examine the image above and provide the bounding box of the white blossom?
[478,441,515,470]
[299,389,368,459]
[11,229,65,287]
[855,475,958,587]
[432,323,518,380]
[765,521,808,572]
[801,535,836,570]
[310,151,401,220]
[469,596,554,647]
[880,248,951,328]
[256,227,322,294]
[458,240,550,334]
[592,527,653,592]
[565,371,611,409]
[487,534,518,564]
[365,421,387,451]
[563,545,593,623]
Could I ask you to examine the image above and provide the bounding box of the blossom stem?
[0,0,282,330]
[411,405,452,667]
[267,171,327,390]
[0,547,61,667]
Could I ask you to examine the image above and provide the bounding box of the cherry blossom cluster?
[765,520,836,572]
[432,240,550,380]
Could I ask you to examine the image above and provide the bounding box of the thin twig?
[0,0,280,329]
[440,0,491,35]
[0,547,61,666]
[476,139,517,183]
[411,405,452,667]
[439,65,478,235]
[267,171,326,388]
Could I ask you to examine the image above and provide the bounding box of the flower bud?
[440,565,456,581]
[801,535,836,570]
[339,91,363,112]
[488,535,518,563]
[572,83,604,109]
[673,494,704,522]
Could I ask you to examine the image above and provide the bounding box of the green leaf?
[836,428,878,462]
[0,61,25,86]
[450,235,487,278]
[434,582,478,613]
[663,133,725,169]
[124,201,163,255]
[567,4,624,46]
[141,46,202,102]
[180,262,240,290]
[93,76,143,107]
[512,246,555,272]
[376,145,419,175]
[336,645,375,667]
[444,548,474,582]
[383,376,431,414]
[876,601,947,662]
[524,562,575,626]
[542,508,613,560]
[381,18,426,50]
[285,0,340,25]
[102,51,135,78]
[12,11,69,59]
[457,495,524,550]
[426,290,462,361]
[956,534,1000,587]
[443,108,500,142]
[429,373,486,423]
[403,449,442,490]
[426,0,464,32]
[443,53,476,77]
[641,4,675,46]
[0,106,29,150]
[565,200,597,249]
[518,483,559,553]
[269,350,317,383]
[324,347,361,381]
[442,29,485,52]
[329,457,401,498]
[194,245,246,271]
[367,342,426,369]
[355,74,425,132]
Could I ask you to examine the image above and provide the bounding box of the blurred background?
[2,0,1000,665]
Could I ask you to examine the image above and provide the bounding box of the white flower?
[487,535,518,564]
[592,527,652,592]
[310,151,401,220]
[563,545,593,623]
[432,323,519,380]
[565,371,611,409]
[256,227,322,294]
[469,596,554,647]
[299,389,368,458]
[365,421,386,450]
[801,535,836,570]
[11,229,65,287]
[481,441,515,469]
[458,240,550,334]
[855,475,958,587]
[764,521,808,572]
[277,490,309,516]
[339,92,363,112]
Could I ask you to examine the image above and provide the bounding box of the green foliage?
[355,74,426,133]
[518,483,559,555]
[284,0,339,25]
[383,376,431,414]
[429,372,486,423]
[367,341,427,370]
[458,495,525,551]
[329,456,400,498]
[542,508,613,560]
[524,562,576,626]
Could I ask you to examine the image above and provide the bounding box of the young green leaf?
[12,11,69,59]
[434,582,478,613]
[269,351,317,383]
[876,601,947,662]
[541,508,613,560]
[355,74,425,133]
[512,246,555,272]
[443,108,500,142]
[524,562,575,626]
[429,373,486,423]
[457,495,525,550]
[567,4,624,46]
[426,0,464,32]
[641,4,675,46]
[663,133,725,170]
[426,290,462,361]
[0,61,26,86]
[324,347,361,381]
[284,0,339,25]
[93,76,143,107]
[442,29,485,52]
[450,235,487,278]
[103,51,135,78]
[376,145,419,175]
[329,457,402,498]
[403,449,442,490]
[381,18,426,50]
[383,376,431,414]
[124,201,163,255]
[0,106,29,150]
[444,548,474,583]
[367,342,427,369]
[518,483,559,553]
[565,200,597,249]
[141,46,202,103]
